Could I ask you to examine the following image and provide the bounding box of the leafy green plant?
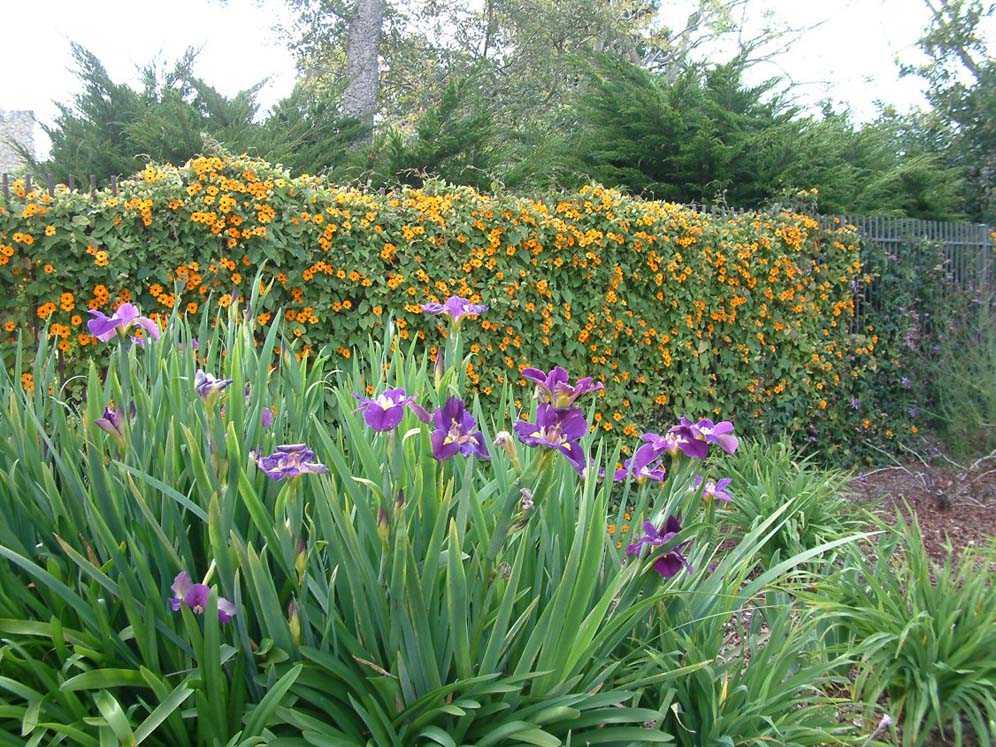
[0,286,756,745]
[717,437,859,568]
[810,513,996,747]
[0,152,875,455]
[652,590,856,747]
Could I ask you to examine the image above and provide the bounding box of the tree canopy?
[22,1,989,222]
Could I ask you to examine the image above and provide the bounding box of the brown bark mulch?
[848,457,996,562]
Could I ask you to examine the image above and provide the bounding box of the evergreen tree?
[385,74,500,191]
[38,45,265,181]
[570,56,803,206]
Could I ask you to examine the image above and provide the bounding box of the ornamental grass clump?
[717,436,859,569]
[809,513,996,747]
[0,284,863,745]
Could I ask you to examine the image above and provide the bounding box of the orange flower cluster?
[0,158,872,447]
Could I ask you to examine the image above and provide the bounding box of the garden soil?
[849,461,996,562]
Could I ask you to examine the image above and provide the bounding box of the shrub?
[810,513,996,746]
[718,437,859,568]
[0,154,876,454]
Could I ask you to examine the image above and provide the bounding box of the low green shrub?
[809,513,996,747]
[717,437,859,569]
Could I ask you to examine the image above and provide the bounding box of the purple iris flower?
[513,403,589,474]
[170,571,236,623]
[662,417,738,458]
[642,428,709,460]
[87,303,161,343]
[195,369,234,405]
[613,445,667,482]
[693,418,739,454]
[95,405,125,439]
[429,397,490,461]
[421,296,488,322]
[693,476,733,502]
[353,388,415,432]
[626,516,692,578]
[521,366,604,410]
[254,444,329,480]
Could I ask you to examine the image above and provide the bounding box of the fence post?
[981,223,994,306]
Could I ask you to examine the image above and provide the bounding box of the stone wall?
[0,110,36,173]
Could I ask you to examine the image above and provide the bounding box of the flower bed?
[0,293,990,745]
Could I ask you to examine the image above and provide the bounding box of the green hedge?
[0,155,881,454]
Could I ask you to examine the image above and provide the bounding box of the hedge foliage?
[0,155,881,454]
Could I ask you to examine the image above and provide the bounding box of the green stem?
[486,449,554,564]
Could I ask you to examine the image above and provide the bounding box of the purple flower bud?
[195,369,234,405]
[95,405,125,439]
[260,406,274,429]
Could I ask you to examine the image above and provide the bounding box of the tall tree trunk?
[342,0,386,137]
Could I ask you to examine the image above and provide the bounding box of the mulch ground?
[848,458,996,562]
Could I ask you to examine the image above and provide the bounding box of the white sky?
[1,0,993,159]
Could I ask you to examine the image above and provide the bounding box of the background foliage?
[15,0,990,223]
